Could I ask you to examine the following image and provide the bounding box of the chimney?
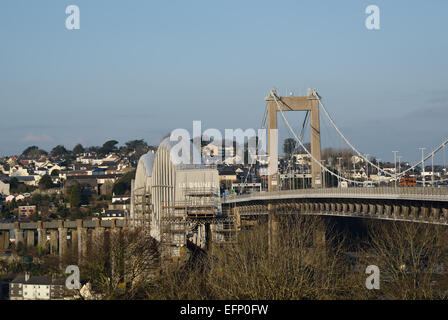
[25,272,30,282]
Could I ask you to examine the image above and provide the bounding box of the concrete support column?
[342,203,348,213]
[401,205,410,218]
[58,220,67,257]
[49,230,58,254]
[368,204,376,215]
[0,231,9,250]
[348,203,354,213]
[77,219,86,263]
[71,229,78,250]
[355,204,361,214]
[442,208,448,222]
[330,203,336,212]
[393,205,401,217]
[361,204,368,215]
[431,207,440,221]
[376,204,384,215]
[421,207,429,219]
[94,219,104,244]
[14,222,23,247]
[384,205,392,216]
[336,203,342,213]
[26,230,34,247]
[410,206,419,219]
[37,221,46,250]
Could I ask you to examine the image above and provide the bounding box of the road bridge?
[222,187,448,226]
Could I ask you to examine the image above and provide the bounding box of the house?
[0,180,10,196]
[101,210,126,220]
[9,272,73,300]
[18,205,37,220]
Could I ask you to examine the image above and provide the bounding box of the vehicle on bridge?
[400,175,416,187]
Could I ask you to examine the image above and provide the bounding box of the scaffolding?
[131,187,152,231]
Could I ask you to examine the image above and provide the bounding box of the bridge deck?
[222,187,448,204]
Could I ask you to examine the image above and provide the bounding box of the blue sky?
[0,0,447,164]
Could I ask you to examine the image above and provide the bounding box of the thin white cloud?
[20,134,55,143]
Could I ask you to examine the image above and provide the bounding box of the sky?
[0,0,447,164]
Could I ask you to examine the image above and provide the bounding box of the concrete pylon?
[26,230,34,247]
[266,91,322,190]
[0,231,9,250]
[49,230,58,254]
[58,220,67,256]
[77,219,85,263]
[37,221,47,252]
[14,222,23,247]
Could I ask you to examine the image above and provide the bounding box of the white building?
[9,273,70,300]
[0,180,10,196]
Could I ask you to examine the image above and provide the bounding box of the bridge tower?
[265,90,322,190]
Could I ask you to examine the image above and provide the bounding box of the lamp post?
[392,151,399,188]
[337,157,343,188]
[419,147,426,187]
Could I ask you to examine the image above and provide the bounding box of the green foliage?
[283,138,296,157]
[112,170,135,195]
[38,174,54,190]
[69,184,82,208]
[51,145,69,157]
[22,146,47,157]
[9,177,19,190]
[73,143,85,155]
[99,140,119,156]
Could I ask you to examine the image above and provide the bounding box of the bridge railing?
[222,187,448,202]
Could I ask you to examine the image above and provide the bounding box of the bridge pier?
[376,204,384,216]
[384,204,392,217]
[49,230,58,254]
[26,230,34,247]
[431,207,441,222]
[37,221,46,251]
[368,204,376,216]
[442,208,448,222]
[58,220,67,257]
[14,222,23,247]
[0,231,9,250]
[410,205,419,219]
[361,204,368,215]
[401,205,410,218]
[393,205,401,218]
[77,220,87,263]
[420,207,429,220]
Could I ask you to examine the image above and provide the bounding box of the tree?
[112,170,135,195]
[283,138,296,157]
[38,174,53,190]
[99,140,119,156]
[69,184,82,208]
[124,140,149,161]
[51,145,69,157]
[73,143,85,155]
[80,227,159,299]
[9,177,19,190]
[50,169,60,176]
[22,146,47,158]
[357,221,448,300]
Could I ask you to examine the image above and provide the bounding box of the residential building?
[9,273,72,300]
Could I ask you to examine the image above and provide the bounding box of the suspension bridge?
[2,88,447,260]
